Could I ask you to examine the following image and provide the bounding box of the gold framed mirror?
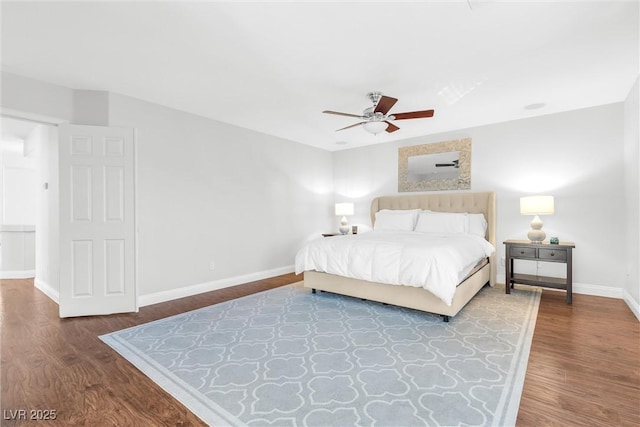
[398,138,471,192]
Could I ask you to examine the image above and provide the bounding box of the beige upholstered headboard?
[370,192,497,285]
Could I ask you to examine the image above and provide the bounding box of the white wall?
[2,70,633,309]
[333,103,627,298]
[0,72,73,123]
[1,72,334,306]
[1,72,333,305]
[624,76,640,317]
[108,93,334,303]
[0,149,36,224]
[73,90,110,126]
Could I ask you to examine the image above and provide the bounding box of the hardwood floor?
[1,276,638,426]
[517,289,640,427]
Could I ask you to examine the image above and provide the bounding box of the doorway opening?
[0,116,58,301]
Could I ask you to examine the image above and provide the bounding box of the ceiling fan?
[436,159,459,168]
[323,91,435,135]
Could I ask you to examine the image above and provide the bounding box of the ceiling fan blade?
[392,109,435,120]
[435,163,455,167]
[385,121,400,133]
[336,122,366,131]
[374,96,398,115]
[323,110,364,119]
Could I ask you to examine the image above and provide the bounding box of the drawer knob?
[520,250,525,254]
[550,252,555,256]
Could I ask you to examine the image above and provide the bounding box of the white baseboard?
[138,265,295,307]
[623,289,640,321]
[572,282,624,299]
[497,275,626,300]
[0,270,35,279]
[34,278,60,304]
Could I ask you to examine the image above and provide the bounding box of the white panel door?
[59,124,136,317]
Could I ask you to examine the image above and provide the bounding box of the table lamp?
[335,203,354,235]
[520,195,554,243]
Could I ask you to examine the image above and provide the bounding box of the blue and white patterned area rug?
[100,282,540,427]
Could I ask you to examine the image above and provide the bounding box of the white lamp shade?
[363,121,388,135]
[520,196,554,215]
[335,202,354,216]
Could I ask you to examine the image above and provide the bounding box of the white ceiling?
[1,1,638,151]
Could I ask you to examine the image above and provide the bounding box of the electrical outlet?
[209,261,216,271]
[500,256,505,266]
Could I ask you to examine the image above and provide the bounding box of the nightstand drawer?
[509,246,536,258]
[538,248,567,261]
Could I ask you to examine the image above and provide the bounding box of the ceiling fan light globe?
[363,121,388,134]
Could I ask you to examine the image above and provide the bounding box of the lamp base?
[527,229,546,243]
[339,216,349,235]
[527,215,546,243]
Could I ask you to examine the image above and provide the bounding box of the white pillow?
[374,209,420,231]
[468,213,488,237]
[414,211,468,234]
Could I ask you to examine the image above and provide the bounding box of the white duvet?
[295,231,495,306]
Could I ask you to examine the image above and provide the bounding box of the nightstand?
[504,239,575,304]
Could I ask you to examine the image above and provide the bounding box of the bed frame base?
[304,262,492,321]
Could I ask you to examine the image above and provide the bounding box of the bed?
[296,191,496,321]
